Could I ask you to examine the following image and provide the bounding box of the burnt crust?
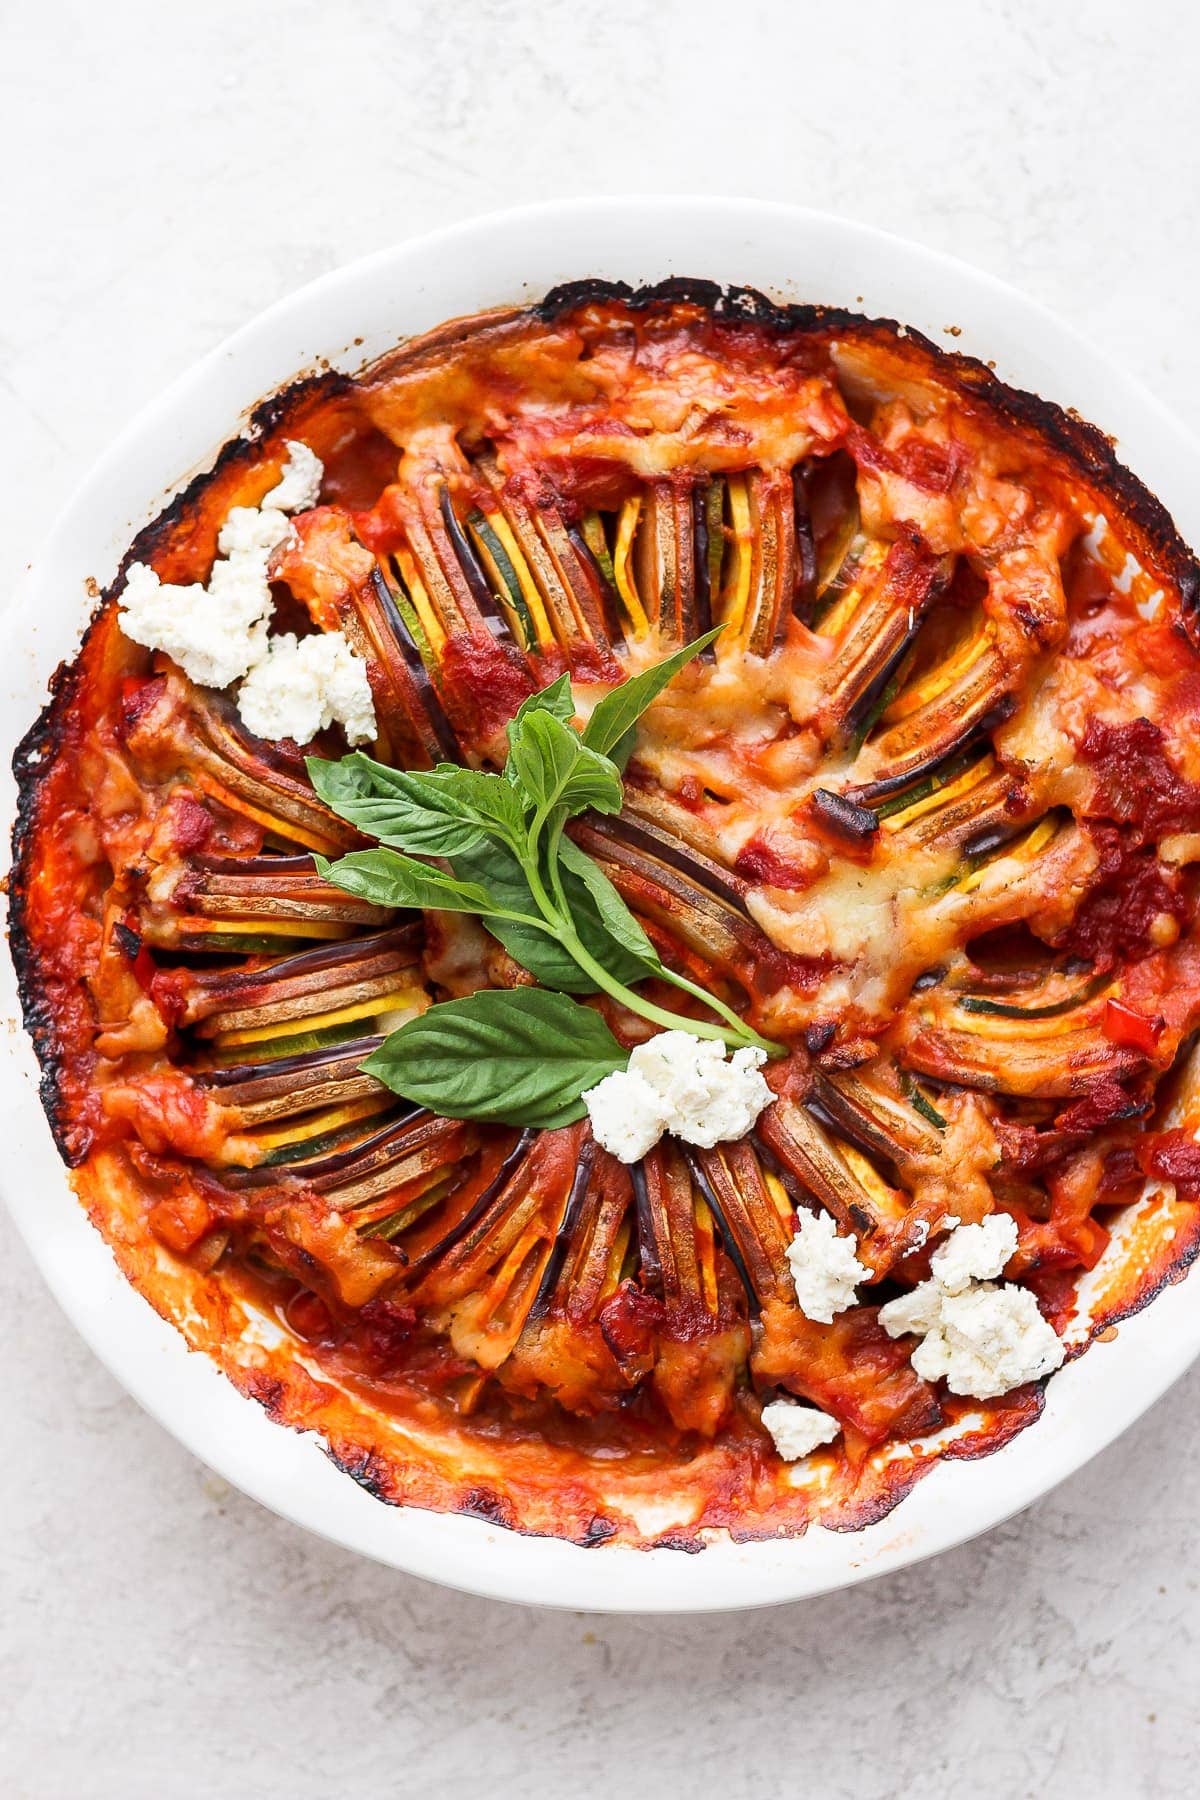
[8,372,347,1163]
[14,291,1199,1170]
[14,288,1200,1175]
[11,285,1200,1548]
[539,278,1200,612]
[9,655,89,1162]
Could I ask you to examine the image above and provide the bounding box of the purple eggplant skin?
[811,788,880,841]
[369,566,462,763]
[804,1073,905,1180]
[791,464,818,623]
[437,485,512,635]
[566,525,622,642]
[630,1160,663,1294]
[222,1103,429,1188]
[961,821,1027,859]
[401,1129,537,1280]
[527,1139,596,1319]
[681,1146,760,1313]
[595,813,753,917]
[198,1035,385,1090]
[849,696,1017,805]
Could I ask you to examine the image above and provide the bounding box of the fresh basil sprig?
[309,628,782,1124]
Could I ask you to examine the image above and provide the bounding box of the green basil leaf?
[557,836,663,978]
[506,710,623,819]
[507,671,575,744]
[307,753,523,853]
[606,725,638,775]
[581,626,723,761]
[449,840,655,992]
[362,988,626,1127]
[451,841,596,992]
[315,849,496,915]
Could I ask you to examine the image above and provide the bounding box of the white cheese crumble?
[583,1029,774,1163]
[118,442,324,694]
[928,1211,1018,1294]
[119,559,274,691]
[760,1398,841,1461]
[581,1066,667,1164]
[879,1212,1063,1399]
[115,443,374,748]
[785,1208,869,1323]
[236,630,377,747]
[260,439,324,513]
[909,1283,1065,1400]
[216,504,293,560]
[877,1277,945,1340]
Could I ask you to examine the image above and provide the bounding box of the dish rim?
[5,194,1200,1612]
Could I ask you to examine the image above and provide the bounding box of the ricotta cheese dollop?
[117,442,376,747]
[119,557,275,692]
[118,441,321,692]
[259,439,323,513]
[237,629,378,747]
[786,1207,869,1323]
[759,1398,842,1461]
[879,1212,1063,1399]
[909,1283,1065,1400]
[928,1211,1018,1294]
[583,1029,774,1163]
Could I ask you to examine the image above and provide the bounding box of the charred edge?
[462,1486,518,1528]
[939,1387,1046,1463]
[811,788,879,841]
[652,1529,706,1554]
[243,1370,289,1420]
[578,1514,619,1547]
[1075,1206,1200,1348]
[9,660,92,1165]
[10,371,351,1166]
[123,371,349,582]
[535,279,1200,607]
[326,1443,395,1503]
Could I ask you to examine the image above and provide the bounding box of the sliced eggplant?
[473,450,613,657]
[812,535,949,735]
[755,1093,910,1246]
[198,1034,388,1126]
[143,851,392,951]
[177,924,425,1041]
[570,817,773,990]
[123,674,359,855]
[857,615,1012,789]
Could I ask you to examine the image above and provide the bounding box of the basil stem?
[524,808,779,1055]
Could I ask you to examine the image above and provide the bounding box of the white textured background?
[4,2,1199,1795]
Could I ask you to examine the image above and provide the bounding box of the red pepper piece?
[1102,998,1165,1055]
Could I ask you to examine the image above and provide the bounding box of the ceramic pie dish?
[5,198,1200,1611]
